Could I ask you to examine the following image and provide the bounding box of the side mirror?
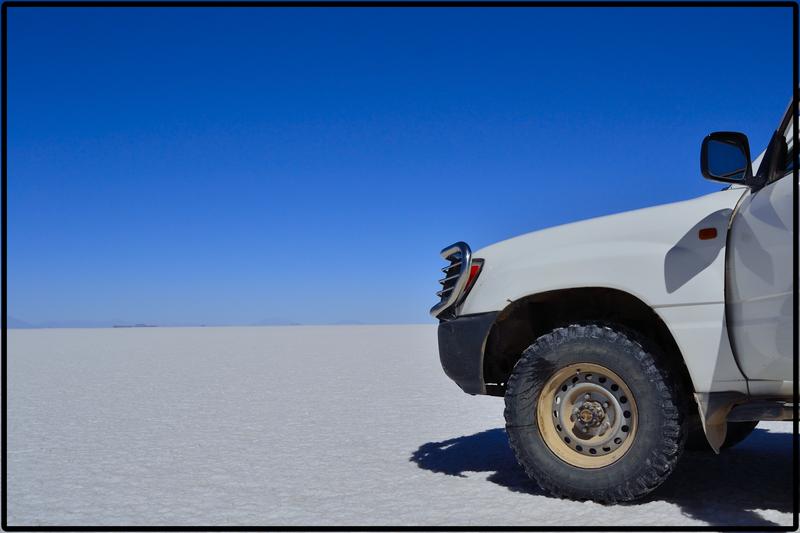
[700,132,753,184]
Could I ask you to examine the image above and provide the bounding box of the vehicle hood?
[461,187,747,315]
[474,189,744,259]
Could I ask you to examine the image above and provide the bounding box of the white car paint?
[457,103,794,399]
[459,187,748,394]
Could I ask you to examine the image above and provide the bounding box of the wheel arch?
[482,287,695,402]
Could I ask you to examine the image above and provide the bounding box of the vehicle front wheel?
[504,324,686,503]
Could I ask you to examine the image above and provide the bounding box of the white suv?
[431,98,795,502]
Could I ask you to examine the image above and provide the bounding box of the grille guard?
[430,241,473,318]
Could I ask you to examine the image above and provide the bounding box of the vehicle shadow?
[409,427,792,527]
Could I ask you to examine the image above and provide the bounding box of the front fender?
[459,187,747,394]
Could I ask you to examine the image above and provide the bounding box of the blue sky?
[7,6,793,326]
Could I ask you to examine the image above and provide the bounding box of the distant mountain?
[8,317,126,329]
[7,317,387,329]
[250,318,302,326]
[8,316,35,328]
[35,319,119,329]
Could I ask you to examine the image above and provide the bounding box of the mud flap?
[693,392,747,453]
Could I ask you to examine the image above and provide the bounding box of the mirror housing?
[700,131,753,185]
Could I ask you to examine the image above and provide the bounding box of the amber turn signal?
[698,228,717,240]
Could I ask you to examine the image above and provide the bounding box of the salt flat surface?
[6,325,795,527]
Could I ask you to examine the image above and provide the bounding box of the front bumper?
[437,311,499,395]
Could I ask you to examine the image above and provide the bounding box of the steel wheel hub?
[536,363,638,469]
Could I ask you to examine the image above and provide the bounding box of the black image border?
[1,1,798,531]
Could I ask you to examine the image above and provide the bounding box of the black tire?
[504,324,686,503]
[685,419,759,451]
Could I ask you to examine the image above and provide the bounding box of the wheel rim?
[536,363,638,469]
